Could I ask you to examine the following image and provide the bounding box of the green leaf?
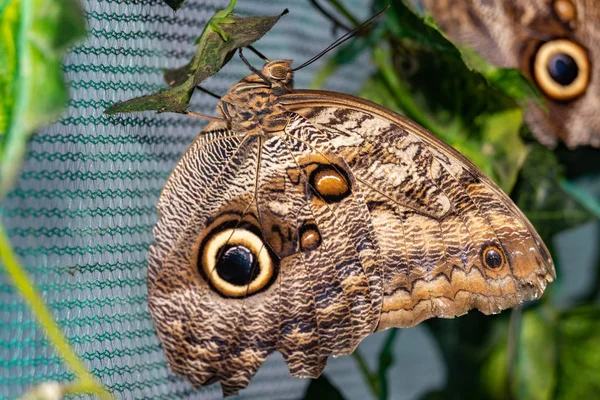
[105,1,286,115]
[512,143,595,242]
[555,306,600,399]
[477,109,528,193]
[303,374,346,400]
[481,306,600,400]
[512,309,557,400]
[458,46,544,107]
[0,0,86,200]
[400,0,542,107]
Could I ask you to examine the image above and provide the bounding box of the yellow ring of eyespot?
[482,245,505,270]
[533,39,590,100]
[201,228,273,297]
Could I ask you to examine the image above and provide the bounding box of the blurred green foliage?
[0,0,86,200]
[0,2,114,397]
[513,143,595,241]
[306,0,600,399]
[480,305,600,400]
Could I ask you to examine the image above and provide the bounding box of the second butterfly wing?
[279,89,555,330]
[409,0,599,148]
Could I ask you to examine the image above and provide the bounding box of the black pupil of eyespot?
[216,245,259,286]
[547,53,579,86]
[485,249,503,269]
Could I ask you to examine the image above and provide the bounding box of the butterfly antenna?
[292,6,389,71]
[196,86,222,99]
[239,48,270,82]
[247,45,270,62]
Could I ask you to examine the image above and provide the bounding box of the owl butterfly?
[408,0,599,148]
[147,50,555,395]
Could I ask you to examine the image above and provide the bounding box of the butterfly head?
[228,59,294,93]
[261,59,294,92]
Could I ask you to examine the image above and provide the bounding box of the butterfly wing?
[148,121,383,395]
[410,0,600,148]
[279,89,555,330]
[148,124,274,393]
[148,90,554,396]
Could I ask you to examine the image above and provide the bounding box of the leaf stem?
[559,179,600,219]
[0,221,112,399]
[62,380,111,397]
[323,0,361,27]
[352,348,380,398]
[352,329,400,400]
[506,308,521,398]
[377,329,399,400]
[372,47,445,136]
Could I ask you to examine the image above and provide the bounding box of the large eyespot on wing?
[148,126,381,396]
[150,210,282,396]
[198,218,277,298]
[148,132,287,396]
[532,39,590,101]
[281,91,555,330]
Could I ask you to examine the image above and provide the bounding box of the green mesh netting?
[0,0,418,398]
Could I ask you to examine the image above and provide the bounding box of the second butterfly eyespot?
[199,227,275,297]
[481,245,506,270]
[309,164,351,203]
[532,39,590,100]
[548,53,578,85]
[299,222,321,252]
[553,0,576,23]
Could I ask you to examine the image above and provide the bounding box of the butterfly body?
[147,60,554,396]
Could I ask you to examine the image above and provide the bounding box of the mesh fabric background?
[0,0,448,398]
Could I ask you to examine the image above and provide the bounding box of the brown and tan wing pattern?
[148,121,384,395]
[148,125,273,393]
[148,86,554,396]
[409,0,600,148]
[280,90,555,330]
